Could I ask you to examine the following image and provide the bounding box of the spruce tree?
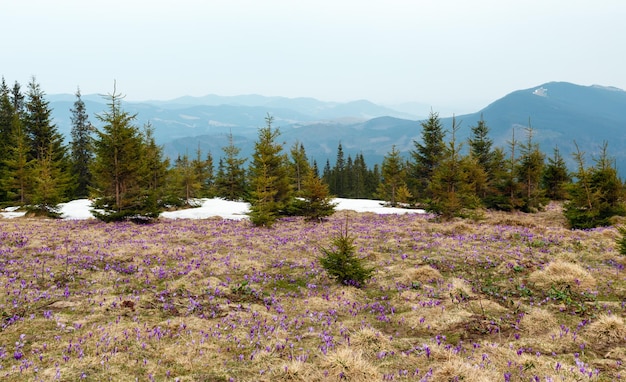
[69,88,93,198]
[377,145,408,207]
[30,144,66,217]
[193,147,213,197]
[24,78,67,163]
[248,163,278,227]
[542,146,571,201]
[296,169,336,221]
[171,153,201,206]
[428,117,481,218]
[23,77,70,212]
[289,141,310,194]
[516,125,546,212]
[248,114,291,225]
[331,143,347,196]
[91,85,160,222]
[345,155,355,198]
[410,110,446,201]
[141,123,169,205]
[351,153,369,199]
[491,128,524,211]
[0,78,15,202]
[565,142,625,229]
[11,81,25,114]
[215,132,247,200]
[167,146,211,205]
[312,160,320,178]
[468,115,494,171]
[468,115,495,201]
[322,159,332,189]
[1,115,31,204]
[364,157,382,199]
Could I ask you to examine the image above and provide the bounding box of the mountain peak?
[591,84,624,92]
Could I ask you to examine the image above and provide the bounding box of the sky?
[3,0,626,113]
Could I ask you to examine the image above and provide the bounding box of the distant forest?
[1,77,624,228]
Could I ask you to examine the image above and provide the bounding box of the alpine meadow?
[1,78,626,381]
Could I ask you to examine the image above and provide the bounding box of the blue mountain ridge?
[48,82,626,174]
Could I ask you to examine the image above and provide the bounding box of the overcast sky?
[3,0,625,113]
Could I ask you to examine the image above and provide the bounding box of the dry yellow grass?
[528,259,597,293]
[430,357,502,381]
[519,307,558,335]
[585,314,626,344]
[348,327,392,357]
[399,265,444,285]
[269,359,316,381]
[1,207,625,381]
[319,347,378,382]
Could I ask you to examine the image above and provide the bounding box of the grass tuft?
[528,259,596,293]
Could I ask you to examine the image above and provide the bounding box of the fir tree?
[23,77,70,210]
[11,81,25,114]
[91,84,160,222]
[248,163,278,227]
[428,117,480,218]
[322,159,332,188]
[171,153,201,206]
[328,143,347,197]
[468,115,495,201]
[492,128,524,211]
[410,110,446,200]
[1,115,31,204]
[345,155,355,198]
[564,141,625,229]
[215,132,247,200]
[193,147,214,197]
[30,144,66,217]
[69,87,93,198]
[468,115,494,171]
[293,168,336,221]
[364,156,382,199]
[312,160,320,178]
[542,146,571,200]
[24,77,67,163]
[141,123,169,205]
[289,141,310,194]
[516,125,546,211]
[168,146,212,205]
[377,145,408,207]
[0,78,15,202]
[351,153,369,199]
[248,114,291,225]
[319,220,373,288]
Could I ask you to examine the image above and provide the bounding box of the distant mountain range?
[48,81,626,174]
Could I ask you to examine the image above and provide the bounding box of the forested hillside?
[2,77,625,228]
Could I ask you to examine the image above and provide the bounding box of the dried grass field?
[1,205,625,381]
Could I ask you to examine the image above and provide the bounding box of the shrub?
[319,221,373,287]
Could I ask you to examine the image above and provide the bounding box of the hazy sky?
[3,0,626,113]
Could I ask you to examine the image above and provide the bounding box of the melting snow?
[1,198,425,220]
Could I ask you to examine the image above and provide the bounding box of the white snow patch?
[333,198,426,214]
[0,206,26,219]
[161,198,250,220]
[2,198,425,221]
[58,199,96,220]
